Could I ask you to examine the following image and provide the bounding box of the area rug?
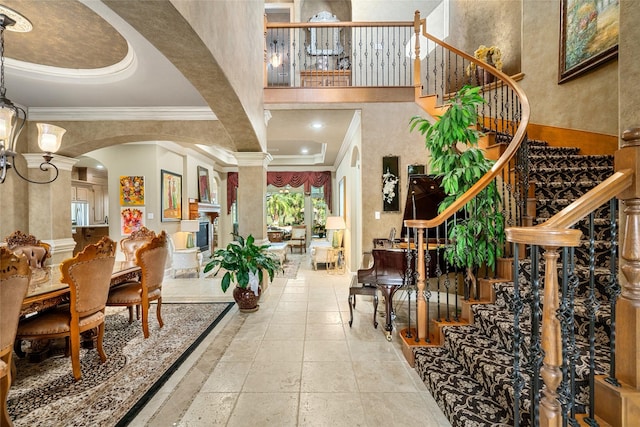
[7,302,234,427]
[279,253,302,278]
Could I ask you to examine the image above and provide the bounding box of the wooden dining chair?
[0,247,31,427]
[107,231,168,338]
[119,226,156,322]
[15,237,116,381]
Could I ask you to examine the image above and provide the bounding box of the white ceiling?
[3,0,353,169]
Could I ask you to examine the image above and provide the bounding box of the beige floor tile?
[307,299,340,312]
[220,338,261,362]
[270,310,308,324]
[264,322,306,340]
[242,361,302,392]
[347,340,400,361]
[306,310,342,324]
[276,300,309,312]
[227,392,299,427]
[254,339,304,362]
[298,392,367,427]
[301,361,358,393]
[303,340,350,362]
[305,323,346,340]
[360,392,447,426]
[180,392,238,426]
[352,361,418,392]
[200,361,252,392]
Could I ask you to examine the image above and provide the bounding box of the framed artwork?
[120,207,145,236]
[382,156,400,212]
[161,169,182,222]
[197,166,211,203]
[338,176,346,220]
[559,0,618,83]
[119,175,144,205]
[408,164,425,177]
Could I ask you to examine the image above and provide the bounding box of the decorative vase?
[233,286,261,312]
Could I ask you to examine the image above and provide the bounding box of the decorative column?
[26,154,77,265]
[233,152,271,243]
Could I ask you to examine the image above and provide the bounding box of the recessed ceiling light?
[311,122,323,129]
[301,148,309,154]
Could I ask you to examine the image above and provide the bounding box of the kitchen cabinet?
[92,185,108,223]
[72,185,90,201]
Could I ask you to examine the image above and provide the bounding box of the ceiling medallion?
[0,5,32,33]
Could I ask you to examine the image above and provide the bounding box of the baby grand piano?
[355,175,446,339]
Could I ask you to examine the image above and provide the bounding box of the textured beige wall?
[170,0,267,150]
[237,165,267,240]
[448,0,522,77]
[520,0,617,135]
[619,0,640,134]
[360,102,433,252]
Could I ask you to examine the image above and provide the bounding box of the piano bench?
[348,275,378,329]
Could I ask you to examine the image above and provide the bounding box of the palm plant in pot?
[409,85,505,298]
[203,234,281,312]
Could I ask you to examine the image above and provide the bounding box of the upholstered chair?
[4,230,51,269]
[0,247,31,427]
[15,237,116,381]
[289,225,306,253]
[120,226,156,264]
[107,231,168,338]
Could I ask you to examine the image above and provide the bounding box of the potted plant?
[409,85,505,298]
[203,234,281,312]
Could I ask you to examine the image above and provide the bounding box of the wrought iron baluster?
[605,197,621,387]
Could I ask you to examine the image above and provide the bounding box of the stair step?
[530,166,613,185]
[414,346,515,427]
[529,154,613,169]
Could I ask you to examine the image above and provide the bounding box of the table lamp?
[325,216,346,248]
[180,220,200,248]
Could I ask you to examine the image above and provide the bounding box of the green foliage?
[203,234,281,293]
[266,192,305,226]
[409,85,505,272]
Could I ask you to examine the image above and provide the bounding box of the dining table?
[20,261,141,318]
[17,261,142,361]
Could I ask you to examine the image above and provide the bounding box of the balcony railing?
[265,20,415,88]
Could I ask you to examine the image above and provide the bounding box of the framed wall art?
[559,0,618,83]
[119,175,144,205]
[382,156,400,212]
[120,206,145,236]
[197,166,211,203]
[161,169,182,222]
[338,176,346,220]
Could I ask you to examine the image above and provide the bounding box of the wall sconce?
[270,40,281,68]
[0,7,64,184]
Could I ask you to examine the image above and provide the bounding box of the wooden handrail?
[405,13,530,231]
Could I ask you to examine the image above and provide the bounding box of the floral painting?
[120,207,145,236]
[119,175,144,205]
[382,156,400,212]
[559,0,618,83]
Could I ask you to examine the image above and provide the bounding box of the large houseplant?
[203,234,281,311]
[409,85,505,295]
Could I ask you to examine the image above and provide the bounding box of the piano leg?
[377,284,401,341]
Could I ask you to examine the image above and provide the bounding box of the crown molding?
[234,152,273,167]
[23,153,77,171]
[27,106,217,121]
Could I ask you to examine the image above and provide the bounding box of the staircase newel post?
[540,246,562,427]
[416,227,427,341]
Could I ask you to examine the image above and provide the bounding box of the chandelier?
[0,6,64,184]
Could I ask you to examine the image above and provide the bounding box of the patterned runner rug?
[7,302,234,427]
[279,253,302,278]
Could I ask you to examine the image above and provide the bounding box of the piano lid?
[400,174,446,239]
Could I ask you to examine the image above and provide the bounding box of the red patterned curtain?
[227,171,332,214]
[227,172,238,214]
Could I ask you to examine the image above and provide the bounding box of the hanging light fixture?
[0,6,63,184]
[270,40,281,68]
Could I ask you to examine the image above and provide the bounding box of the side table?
[327,247,344,274]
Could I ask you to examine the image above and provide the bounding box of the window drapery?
[226,171,331,214]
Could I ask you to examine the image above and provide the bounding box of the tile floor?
[131,254,452,426]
